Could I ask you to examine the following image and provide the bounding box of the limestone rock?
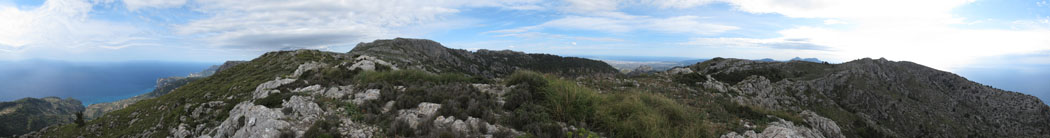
[721,119,824,138]
[253,78,296,99]
[211,102,290,138]
[395,102,442,128]
[801,111,844,138]
[291,61,329,78]
[353,89,381,105]
[349,55,399,71]
[321,85,354,99]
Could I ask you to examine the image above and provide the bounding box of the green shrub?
[254,92,295,108]
[354,70,477,85]
[673,72,708,85]
[303,116,342,138]
[345,103,365,121]
[501,70,709,138]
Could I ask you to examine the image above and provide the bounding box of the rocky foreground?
[17,38,1050,138]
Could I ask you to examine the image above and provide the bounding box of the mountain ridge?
[19,38,1050,138]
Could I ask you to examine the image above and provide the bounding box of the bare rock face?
[395,102,442,128]
[349,55,399,71]
[721,119,824,138]
[252,78,296,99]
[472,84,508,105]
[211,102,290,138]
[322,85,355,99]
[282,96,323,135]
[801,110,844,138]
[339,118,380,138]
[352,89,381,105]
[432,116,523,137]
[291,61,328,78]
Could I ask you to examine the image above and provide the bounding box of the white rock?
[291,62,328,78]
[352,89,381,105]
[253,78,296,99]
[322,85,354,99]
[212,102,290,138]
[395,102,442,128]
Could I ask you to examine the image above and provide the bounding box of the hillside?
[668,57,1050,137]
[0,97,83,137]
[83,61,245,119]
[23,38,1050,138]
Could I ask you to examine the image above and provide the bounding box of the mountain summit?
[20,38,1050,138]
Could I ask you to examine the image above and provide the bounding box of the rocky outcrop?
[211,102,290,138]
[395,102,442,128]
[721,119,825,138]
[348,55,399,71]
[291,61,328,78]
[252,78,297,99]
[432,116,523,137]
[801,111,844,138]
[0,97,84,137]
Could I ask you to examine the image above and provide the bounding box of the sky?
[0,1,1048,94]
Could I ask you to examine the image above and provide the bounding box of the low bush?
[501,70,709,138]
[354,70,480,85]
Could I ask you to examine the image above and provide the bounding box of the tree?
[75,111,85,127]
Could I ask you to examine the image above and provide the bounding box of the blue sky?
[0,1,1049,91]
[1,0,1048,67]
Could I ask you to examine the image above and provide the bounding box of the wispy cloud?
[0,0,149,52]
[682,37,831,51]
[176,0,542,50]
[490,15,737,36]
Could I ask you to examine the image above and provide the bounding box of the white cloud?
[682,37,830,51]
[491,15,737,36]
[669,0,1050,71]
[0,0,146,54]
[561,0,639,19]
[823,19,845,25]
[177,0,542,50]
[646,0,718,9]
[646,16,739,35]
[123,0,186,11]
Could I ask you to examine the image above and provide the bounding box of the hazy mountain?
[22,38,1050,138]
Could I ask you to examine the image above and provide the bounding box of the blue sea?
[0,60,216,106]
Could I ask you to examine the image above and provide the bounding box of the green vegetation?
[33,50,336,137]
[303,116,342,138]
[354,70,485,85]
[254,92,297,108]
[502,70,709,138]
[710,68,787,85]
[672,71,708,85]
